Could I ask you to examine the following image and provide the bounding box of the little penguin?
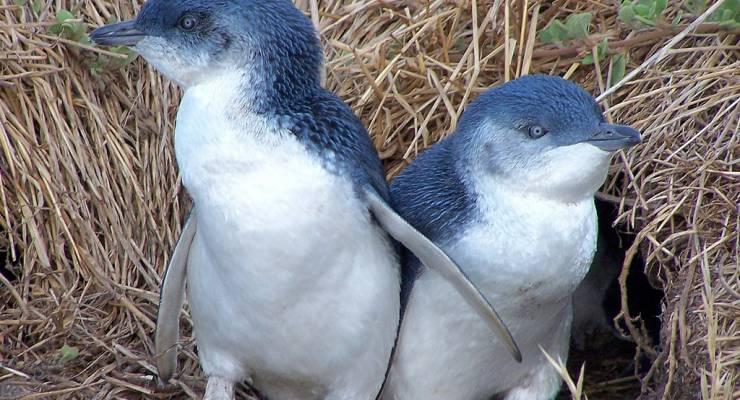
[384,75,641,400]
[90,1,519,399]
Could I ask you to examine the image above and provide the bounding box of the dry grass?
[1,0,738,399]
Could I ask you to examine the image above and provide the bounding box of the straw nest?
[1,0,737,399]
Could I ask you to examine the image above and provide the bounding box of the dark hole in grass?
[561,198,665,399]
[1,238,20,284]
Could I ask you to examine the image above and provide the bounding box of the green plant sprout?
[13,0,42,15]
[581,38,628,87]
[49,9,89,43]
[708,0,739,28]
[609,53,627,87]
[621,0,739,28]
[619,0,668,27]
[57,344,79,363]
[581,37,609,65]
[47,10,137,75]
[540,12,593,43]
[90,45,138,76]
[539,12,628,87]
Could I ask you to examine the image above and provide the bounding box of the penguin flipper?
[155,210,197,381]
[364,189,522,363]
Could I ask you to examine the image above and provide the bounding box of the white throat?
[460,169,600,305]
[493,143,611,204]
[172,68,288,200]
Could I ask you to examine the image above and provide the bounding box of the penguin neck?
[178,69,260,138]
[245,50,322,113]
[181,62,320,122]
[472,172,596,231]
[174,68,294,187]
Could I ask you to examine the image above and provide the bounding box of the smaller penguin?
[385,75,641,400]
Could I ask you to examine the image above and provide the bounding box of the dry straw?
[1,0,738,399]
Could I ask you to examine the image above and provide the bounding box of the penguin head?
[90,0,322,89]
[455,75,641,202]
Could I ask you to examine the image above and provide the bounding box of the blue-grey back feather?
[390,136,477,245]
[390,134,478,316]
[275,90,391,201]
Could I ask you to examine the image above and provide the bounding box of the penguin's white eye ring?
[528,125,548,139]
[178,14,199,31]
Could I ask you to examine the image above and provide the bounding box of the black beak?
[90,20,144,46]
[585,123,642,151]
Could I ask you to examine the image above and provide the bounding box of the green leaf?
[581,38,608,65]
[58,345,79,363]
[539,30,554,44]
[13,0,26,6]
[49,10,90,43]
[453,37,467,52]
[77,32,91,45]
[539,12,592,44]
[72,21,86,35]
[728,0,739,13]
[711,0,740,23]
[111,46,137,65]
[635,14,657,26]
[564,12,592,40]
[31,0,41,14]
[672,10,683,25]
[719,19,740,28]
[609,53,627,87]
[90,59,105,76]
[619,5,636,24]
[634,3,651,17]
[685,0,706,15]
[654,0,667,16]
[540,20,569,43]
[56,10,74,23]
[597,37,609,55]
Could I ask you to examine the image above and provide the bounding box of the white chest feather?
[388,184,597,400]
[454,187,597,307]
[174,76,399,399]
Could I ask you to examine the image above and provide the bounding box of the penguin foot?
[204,376,235,400]
[503,359,562,400]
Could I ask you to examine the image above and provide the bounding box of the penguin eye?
[528,125,548,139]
[178,14,199,31]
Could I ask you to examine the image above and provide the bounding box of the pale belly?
[184,156,400,398]
[388,268,576,400]
[387,199,597,400]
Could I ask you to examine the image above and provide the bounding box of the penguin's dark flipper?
[155,210,197,382]
[364,189,522,363]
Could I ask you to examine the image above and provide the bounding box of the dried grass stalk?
[1,1,737,399]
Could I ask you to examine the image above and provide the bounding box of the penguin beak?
[90,20,144,46]
[584,123,641,152]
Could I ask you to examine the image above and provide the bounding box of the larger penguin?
[90,1,518,399]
